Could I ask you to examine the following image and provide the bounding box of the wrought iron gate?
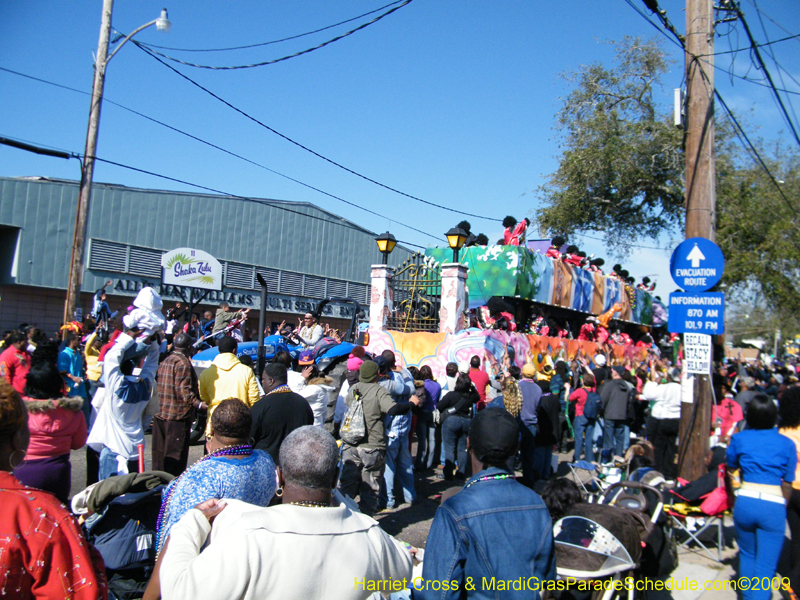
[387,252,441,333]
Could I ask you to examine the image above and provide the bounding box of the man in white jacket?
[87,326,160,479]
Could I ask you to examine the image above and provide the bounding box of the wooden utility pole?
[65,0,114,326]
[678,0,715,481]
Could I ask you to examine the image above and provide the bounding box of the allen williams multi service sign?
[161,248,223,291]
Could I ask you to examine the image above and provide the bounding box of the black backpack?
[583,390,601,420]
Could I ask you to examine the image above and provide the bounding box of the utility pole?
[65,0,114,326]
[678,0,716,481]
[64,3,169,325]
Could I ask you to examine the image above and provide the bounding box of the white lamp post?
[64,2,170,324]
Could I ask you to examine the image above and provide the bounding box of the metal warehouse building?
[0,176,412,335]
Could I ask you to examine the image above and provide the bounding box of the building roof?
[0,176,412,293]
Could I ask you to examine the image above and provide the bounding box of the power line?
[0,66,442,242]
[135,0,413,70]
[0,132,433,249]
[132,43,501,222]
[733,3,800,148]
[721,69,800,96]
[742,0,800,44]
[0,136,78,161]
[751,0,800,135]
[90,154,435,246]
[713,32,800,55]
[138,0,406,53]
[714,90,800,222]
[621,0,799,208]
[635,0,685,46]
[623,1,800,98]
[623,0,684,49]
[580,232,671,251]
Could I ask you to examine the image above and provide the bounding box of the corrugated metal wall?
[0,177,412,292]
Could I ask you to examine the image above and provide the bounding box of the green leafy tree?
[536,36,800,318]
[716,136,800,318]
[537,37,684,253]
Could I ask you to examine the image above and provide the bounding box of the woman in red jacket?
[14,361,87,503]
[0,380,107,599]
[569,373,597,462]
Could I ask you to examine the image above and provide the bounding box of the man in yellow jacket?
[199,336,260,436]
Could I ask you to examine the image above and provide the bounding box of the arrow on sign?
[686,244,706,268]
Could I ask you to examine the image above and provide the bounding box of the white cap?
[594,355,606,366]
[458,360,470,374]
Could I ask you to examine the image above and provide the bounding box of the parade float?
[362,235,668,372]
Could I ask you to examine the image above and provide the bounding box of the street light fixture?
[64,2,170,324]
[445,227,467,262]
[375,232,397,265]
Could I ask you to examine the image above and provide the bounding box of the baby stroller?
[600,481,678,579]
[553,509,641,600]
[73,471,173,600]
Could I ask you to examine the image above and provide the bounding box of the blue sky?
[1,0,798,295]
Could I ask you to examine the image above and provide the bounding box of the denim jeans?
[98,446,138,480]
[383,434,416,507]
[573,414,595,462]
[414,410,436,470]
[442,415,470,479]
[602,419,627,461]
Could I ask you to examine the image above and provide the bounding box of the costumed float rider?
[545,236,565,259]
[502,216,530,246]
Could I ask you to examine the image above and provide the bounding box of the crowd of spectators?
[3,301,800,599]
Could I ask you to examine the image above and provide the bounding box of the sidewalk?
[650,514,785,600]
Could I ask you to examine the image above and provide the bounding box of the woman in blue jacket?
[727,394,797,600]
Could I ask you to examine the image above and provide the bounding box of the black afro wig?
[503,216,518,229]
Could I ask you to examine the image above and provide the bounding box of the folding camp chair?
[567,460,625,499]
[667,506,728,562]
[667,464,732,562]
[568,460,602,496]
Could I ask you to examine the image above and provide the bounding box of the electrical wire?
[742,0,800,44]
[134,0,413,70]
[620,0,800,214]
[0,130,432,250]
[140,1,406,53]
[723,69,800,96]
[752,0,800,135]
[733,3,800,148]
[623,0,684,49]
[0,133,78,159]
[131,42,501,223]
[713,32,800,55]
[90,155,436,246]
[579,232,671,252]
[714,90,800,223]
[0,65,442,242]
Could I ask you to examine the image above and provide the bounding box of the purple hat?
[298,349,314,365]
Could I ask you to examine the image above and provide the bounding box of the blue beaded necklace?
[155,444,252,554]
